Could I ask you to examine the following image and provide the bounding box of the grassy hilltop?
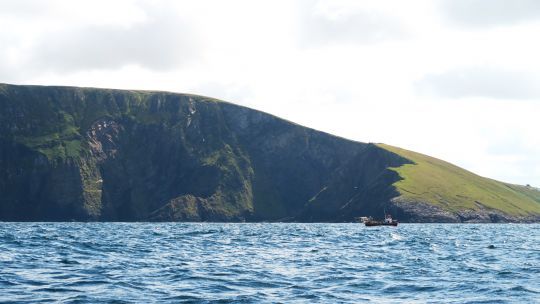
[0,83,538,222]
[380,144,540,221]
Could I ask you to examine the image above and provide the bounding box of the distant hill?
[1,83,538,222]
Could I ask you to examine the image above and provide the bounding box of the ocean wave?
[0,223,538,303]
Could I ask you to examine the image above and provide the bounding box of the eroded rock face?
[87,118,123,162]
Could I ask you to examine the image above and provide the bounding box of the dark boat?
[364,220,398,227]
[364,213,398,226]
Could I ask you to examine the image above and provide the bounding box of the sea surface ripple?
[0,223,538,303]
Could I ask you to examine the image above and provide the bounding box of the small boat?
[364,213,398,227]
[364,220,398,227]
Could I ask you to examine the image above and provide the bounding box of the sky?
[1,0,539,186]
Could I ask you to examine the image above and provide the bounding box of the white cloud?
[0,0,539,186]
[3,2,200,73]
[296,0,407,47]
[416,67,540,100]
[438,0,540,28]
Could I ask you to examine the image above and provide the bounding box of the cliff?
[1,83,538,222]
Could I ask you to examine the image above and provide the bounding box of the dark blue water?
[0,223,538,303]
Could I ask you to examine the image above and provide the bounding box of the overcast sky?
[1,0,539,186]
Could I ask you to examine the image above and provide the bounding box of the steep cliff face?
[0,84,367,221]
[1,83,539,222]
[300,145,411,221]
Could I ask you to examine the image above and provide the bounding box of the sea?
[0,223,538,303]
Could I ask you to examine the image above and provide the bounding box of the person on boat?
[385,214,393,224]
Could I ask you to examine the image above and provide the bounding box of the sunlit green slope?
[379,144,540,216]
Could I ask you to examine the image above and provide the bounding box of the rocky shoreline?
[389,199,540,223]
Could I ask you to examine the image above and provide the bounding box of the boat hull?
[365,221,398,227]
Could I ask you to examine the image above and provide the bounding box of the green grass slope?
[379,144,540,216]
